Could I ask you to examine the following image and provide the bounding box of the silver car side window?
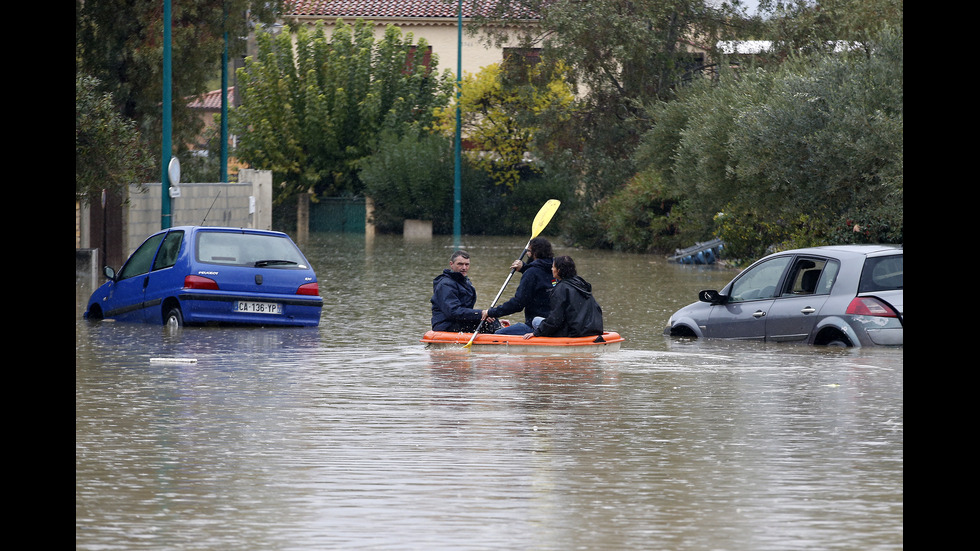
[729,256,791,302]
[814,260,840,295]
[780,257,838,296]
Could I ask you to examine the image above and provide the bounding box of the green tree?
[728,29,903,253]
[76,74,155,204]
[75,0,283,177]
[433,61,575,190]
[626,28,903,260]
[758,0,904,59]
[360,128,455,233]
[470,0,752,244]
[231,20,453,210]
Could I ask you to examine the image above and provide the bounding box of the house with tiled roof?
[283,0,541,79]
[186,87,235,152]
[187,2,542,179]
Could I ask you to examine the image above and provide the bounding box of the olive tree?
[622,29,903,259]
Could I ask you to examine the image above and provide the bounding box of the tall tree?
[231,20,453,207]
[628,28,903,259]
[75,0,284,166]
[433,60,575,190]
[76,74,155,203]
[470,0,752,242]
[758,0,904,58]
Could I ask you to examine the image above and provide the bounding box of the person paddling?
[487,237,555,335]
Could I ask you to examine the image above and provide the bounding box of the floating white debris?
[150,357,198,364]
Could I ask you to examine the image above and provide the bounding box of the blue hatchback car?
[84,226,323,327]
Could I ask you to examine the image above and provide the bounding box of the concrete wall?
[122,169,272,258]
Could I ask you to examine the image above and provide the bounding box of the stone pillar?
[365,197,376,238]
[296,192,310,245]
[239,169,273,230]
[403,219,432,240]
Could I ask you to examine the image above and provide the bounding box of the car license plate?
[234,301,282,315]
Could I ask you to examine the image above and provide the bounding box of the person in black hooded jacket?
[524,255,603,339]
[488,237,555,335]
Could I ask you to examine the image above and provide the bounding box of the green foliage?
[466,0,903,252]
[360,129,454,233]
[594,171,683,252]
[360,127,572,235]
[461,168,574,236]
[531,0,750,207]
[76,74,154,203]
[727,30,903,251]
[714,208,832,262]
[758,0,904,59]
[434,62,575,190]
[232,20,454,205]
[630,29,902,261]
[75,0,281,171]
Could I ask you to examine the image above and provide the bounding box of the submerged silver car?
[664,245,903,347]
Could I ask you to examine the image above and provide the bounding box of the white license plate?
[234,301,282,315]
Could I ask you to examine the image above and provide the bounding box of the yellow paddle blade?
[531,199,561,239]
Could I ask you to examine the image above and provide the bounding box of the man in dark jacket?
[487,237,555,335]
[525,255,603,339]
[430,250,499,332]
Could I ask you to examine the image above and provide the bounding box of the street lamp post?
[221,4,229,183]
[161,0,173,229]
[453,0,463,247]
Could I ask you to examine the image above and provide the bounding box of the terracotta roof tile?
[285,1,538,19]
[187,87,234,110]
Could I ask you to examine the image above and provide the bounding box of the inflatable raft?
[421,330,624,353]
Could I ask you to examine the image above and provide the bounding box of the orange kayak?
[421,330,624,353]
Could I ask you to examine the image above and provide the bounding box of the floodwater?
[76,233,903,550]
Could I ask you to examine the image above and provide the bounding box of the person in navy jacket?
[430,250,499,332]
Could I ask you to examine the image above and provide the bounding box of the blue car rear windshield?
[196,231,308,268]
[859,255,903,292]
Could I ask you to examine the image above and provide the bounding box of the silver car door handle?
[800,307,816,314]
[753,310,766,318]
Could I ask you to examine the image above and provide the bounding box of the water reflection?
[77,233,902,550]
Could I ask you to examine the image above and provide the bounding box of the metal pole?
[220,4,229,183]
[453,0,463,246]
[161,0,173,229]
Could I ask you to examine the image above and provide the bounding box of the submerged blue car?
[84,226,323,327]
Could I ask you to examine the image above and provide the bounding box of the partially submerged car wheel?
[813,327,853,347]
[165,306,184,329]
[86,305,104,321]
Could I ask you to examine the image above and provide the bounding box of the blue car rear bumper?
[178,291,323,327]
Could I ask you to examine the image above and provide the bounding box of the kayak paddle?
[463,199,561,348]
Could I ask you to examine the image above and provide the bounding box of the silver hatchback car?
[664,245,903,347]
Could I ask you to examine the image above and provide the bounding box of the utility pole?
[453,0,463,247]
[161,0,173,229]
